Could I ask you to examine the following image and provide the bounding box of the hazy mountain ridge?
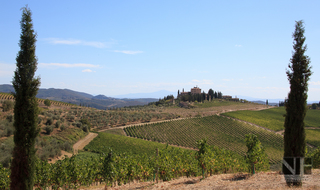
[0,84,157,109]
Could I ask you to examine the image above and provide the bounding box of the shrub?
[2,100,14,112]
[44,99,51,107]
[39,139,62,161]
[53,115,60,120]
[61,141,72,152]
[60,124,66,131]
[0,137,14,167]
[245,134,269,173]
[55,121,61,128]
[44,125,53,135]
[4,125,14,137]
[6,115,13,123]
[308,147,320,168]
[66,114,75,122]
[38,116,42,124]
[81,125,88,132]
[46,117,53,125]
[77,122,82,128]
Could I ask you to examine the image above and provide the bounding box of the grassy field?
[306,129,320,147]
[124,115,284,164]
[221,107,320,131]
[102,128,126,136]
[84,132,185,156]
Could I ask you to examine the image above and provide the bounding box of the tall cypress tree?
[10,6,40,190]
[283,20,312,186]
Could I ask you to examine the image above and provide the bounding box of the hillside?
[0,84,157,109]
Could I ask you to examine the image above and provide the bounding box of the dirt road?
[73,132,98,154]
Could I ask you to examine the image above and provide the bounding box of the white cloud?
[310,81,320,85]
[235,44,242,47]
[192,79,200,82]
[39,63,100,68]
[113,50,143,55]
[82,69,95,73]
[222,78,234,82]
[45,38,116,48]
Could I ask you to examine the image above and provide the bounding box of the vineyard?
[221,107,320,147]
[0,92,75,107]
[221,107,320,131]
[84,132,171,155]
[124,115,284,164]
[1,96,319,189]
[0,133,253,189]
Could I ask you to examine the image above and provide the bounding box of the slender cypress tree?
[10,6,40,190]
[283,20,312,186]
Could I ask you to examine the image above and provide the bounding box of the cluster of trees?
[178,89,222,103]
[151,88,225,106]
[148,95,174,106]
[311,102,320,109]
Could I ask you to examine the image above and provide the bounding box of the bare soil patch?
[82,170,320,190]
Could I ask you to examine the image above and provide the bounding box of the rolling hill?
[0,84,157,109]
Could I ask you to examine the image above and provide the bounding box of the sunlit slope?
[124,115,284,164]
[221,107,320,131]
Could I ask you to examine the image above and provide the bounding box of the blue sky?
[1,1,319,101]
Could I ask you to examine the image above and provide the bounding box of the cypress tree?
[10,6,40,190]
[283,20,312,186]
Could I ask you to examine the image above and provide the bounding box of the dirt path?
[98,117,189,132]
[81,169,320,190]
[73,132,98,154]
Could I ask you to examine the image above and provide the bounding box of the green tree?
[44,99,51,107]
[284,20,312,187]
[10,6,41,190]
[208,89,214,100]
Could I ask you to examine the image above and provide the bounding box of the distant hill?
[0,84,157,109]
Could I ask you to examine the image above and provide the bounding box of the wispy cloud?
[82,69,95,73]
[310,81,320,85]
[40,63,100,68]
[113,50,143,55]
[45,38,116,48]
[235,44,242,47]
